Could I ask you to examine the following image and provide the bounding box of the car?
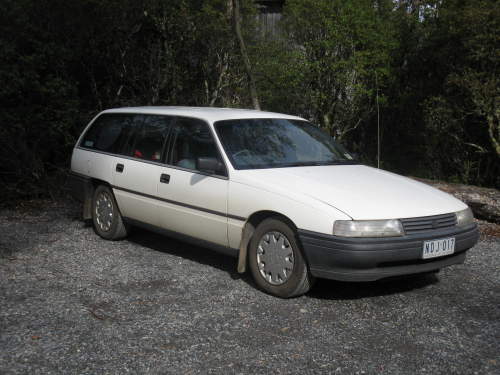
[69,106,479,298]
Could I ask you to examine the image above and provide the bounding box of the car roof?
[101,106,306,123]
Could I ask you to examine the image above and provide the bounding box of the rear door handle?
[160,173,170,184]
[116,163,124,173]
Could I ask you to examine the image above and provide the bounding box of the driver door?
[156,117,229,247]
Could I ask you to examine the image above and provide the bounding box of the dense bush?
[0,0,498,203]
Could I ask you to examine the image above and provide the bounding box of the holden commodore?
[69,107,479,298]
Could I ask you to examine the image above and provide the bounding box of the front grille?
[400,213,457,235]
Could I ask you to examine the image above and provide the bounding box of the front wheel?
[92,185,128,240]
[248,218,314,298]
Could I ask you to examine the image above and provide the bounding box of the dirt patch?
[477,220,500,238]
[414,178,500,225]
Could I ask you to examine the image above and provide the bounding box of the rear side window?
[130,115,172,161]
[80,114,138,155]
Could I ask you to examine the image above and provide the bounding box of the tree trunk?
[487,114,500,157]
[232,0,260,110]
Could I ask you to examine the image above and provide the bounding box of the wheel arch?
[247,210,298,230]
[237,210,299,274]
[82,178,112,220]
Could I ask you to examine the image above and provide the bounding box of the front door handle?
[160,173,170,184]
[116,163,124,173]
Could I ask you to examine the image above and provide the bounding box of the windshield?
[214,118,358,169]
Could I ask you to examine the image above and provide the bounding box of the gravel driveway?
[1,200,499,374]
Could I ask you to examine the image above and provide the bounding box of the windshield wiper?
[325,160,360,165]
[240,160,360,169]
[280,161,327,167]
[278,160,358,167]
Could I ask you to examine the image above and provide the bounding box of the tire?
[92,185,128,240]
[248,218,315,298]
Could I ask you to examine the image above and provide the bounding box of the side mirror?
[197,157,225,175]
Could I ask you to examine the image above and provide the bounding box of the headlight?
[333,219,404,237]
[456,207,474,227]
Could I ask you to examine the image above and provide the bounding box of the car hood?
[233,165,467,220]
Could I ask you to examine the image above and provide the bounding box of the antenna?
[376,71,380,169]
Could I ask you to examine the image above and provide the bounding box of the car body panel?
[71,148,114,184]
[112,158,160,226]
[230,165,467,221]
[226,180,350,248]
[156,166,229,247]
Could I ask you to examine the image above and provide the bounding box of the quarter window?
[80,114,138,155]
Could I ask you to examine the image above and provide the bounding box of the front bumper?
[298,224,479,282]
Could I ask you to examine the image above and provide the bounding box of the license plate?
[422,237,455,259]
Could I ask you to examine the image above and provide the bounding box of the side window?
[130,115,172,162]
[168,118,225,175]
[80,114,138,155]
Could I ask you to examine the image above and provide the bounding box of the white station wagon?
[69,107,479,297]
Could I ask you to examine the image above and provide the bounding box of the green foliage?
[371,0,499,187]
[0,0,80,199]
[420,0,499,186]
[255,0,396,142]
[0,0,258,202]
[440,0,499,156]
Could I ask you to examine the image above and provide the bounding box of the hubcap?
[256,231,294,285]
[95,191,114,232]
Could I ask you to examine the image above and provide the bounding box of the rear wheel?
[248,218,314,298]
[92,185,128,240]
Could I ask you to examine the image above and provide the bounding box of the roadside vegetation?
[0,0,498,203]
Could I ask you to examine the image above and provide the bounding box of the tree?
[256,0,395,142]
[422,0,499,185]
[232,0,261,109]
[0,0,260,202]
[0,0,80,199]
[447,1,500,156]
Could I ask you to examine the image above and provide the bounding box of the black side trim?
[112,185,246,222]
[123,217,239,258]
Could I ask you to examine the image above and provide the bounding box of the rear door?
[112,114,172,226]
[156,117,229,247]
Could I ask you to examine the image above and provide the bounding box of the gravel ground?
[1,200,499,374]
